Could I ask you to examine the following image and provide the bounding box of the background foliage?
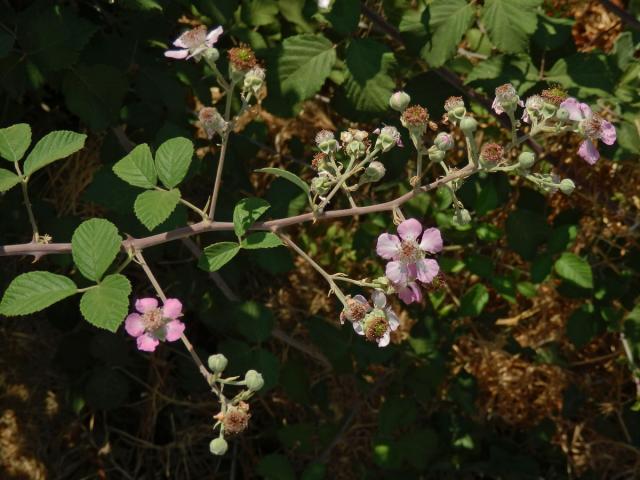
[1,0,640,478]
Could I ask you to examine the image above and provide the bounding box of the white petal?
[372,290,387,309]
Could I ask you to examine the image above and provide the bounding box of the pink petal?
[371,290,387,309]
[397,219,423,241]
[416,259,439,284]
[124,313,145,337]
[206,26,223,46]
[162,298,183,319]
[386,261,409,285]
[599,120,616,145]
[560,98,590,121]
[137,334,160,352]
[165,320,185,342]
[378,332,391,347]
[164,49,189,59]
[397,283,422,304]
[419,227,443,253]
[173,36,188,48]
[522,110,530,124]
[492,98,503,115]
[353,294,369,307]
[376,234,401,260]
[578,139,599,165]
[387,309,400,331]
[136,297,158,314]
[353,321,364,335]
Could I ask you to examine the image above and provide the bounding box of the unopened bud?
[375,126,401,152]
[427,145,445,163]
[203,47,220,64]
[389,91,411,112]
[311,175,331,195]
[559,178,575,195]
[452,208,471,226]
[434,132,454,151]
[459,116,477,135]
[210,437,228,455]
[556,107,570,121]
[207,354,228,373]
[244,370,264,392]
[518,151,536,169]
[345,140,366,158]
[360,161,386,184]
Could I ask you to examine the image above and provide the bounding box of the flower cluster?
[341,291,400,347]
[125,298,185,352]
[377,219,443,304]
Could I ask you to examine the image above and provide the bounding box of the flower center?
[397,240,423,263]
[143,308,165,331]
[581,116,602,139]
[365,315,389,342]
[345,299,367,322]
[182,26,206,49]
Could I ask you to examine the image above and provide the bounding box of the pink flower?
[165,25,223,61]
[124,297,185,352]
[353,291,400,347]
[559,97,617,165]
[340,294,371,325]
[492,83,524,115]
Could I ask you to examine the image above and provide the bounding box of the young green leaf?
[255,168,310,195]
[199,242,241,271]
[112,144,157,188]
[554,252,593,289]
[0,271,77,316]
[0,168,20,192]
[23,130,87,176]
[421,0,476,67]
[155,137,193,189]
[0,123,31,162]
[459,283,489,317]
[481,0,543,54]
[80,274,131,332]
[242,232,283,249]
[233,198,271,237]
[134,189,181,230]
[72,218,123,281]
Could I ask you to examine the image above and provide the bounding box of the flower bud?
[459,116,477,135]
[427,145,445,163]
[360,161,386,184]
[340,130,354,144]
[243,66,265,94]
[444,96,466,122]
[493,83,519,113]
[244,370,264,392]
[452,208,471,226]
[210,437,228,455]
[434,132,454,151]
[555,107,570,121]
[203,47,220,64]
[315,130,338,154]
[345,140,366,158]
[559,178,575,195]
[311,175,331,195]
[518,151,536,169]
[207,353,228,373]
[389,91,411,112]
[375,126,401,152]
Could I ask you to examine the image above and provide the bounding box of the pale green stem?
[331,275,380,289]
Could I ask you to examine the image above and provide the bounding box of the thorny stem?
[14,162,39,242]
[277,233,349,306]
[331,275,380,289]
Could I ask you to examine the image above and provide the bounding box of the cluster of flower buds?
[206,353,264,455]
[428,131,454,163]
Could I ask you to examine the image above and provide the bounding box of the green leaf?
[0,123,31,162]
[234,301,274,342]
[421,0,476,67]
[0,168,20,192]
[112,144,157,188]
[554,253,593,289]
[544,53,614,97]
[255,167,310,195]
[459,283,489,317]
[256,454,295,480]
[233,197,270,237]
[277,34,336,102]
[80,274,131,332]
[134,189,181,230]
[199,242,241,272]
[62,64,128,130]
[154,137,193,189]
[566,304,598,348]
[505,209,550,260]
[0,271,77,316]
[72,218,122,282]
[242,232,283,249]
[23,130,87,176]
[481,0,543,54]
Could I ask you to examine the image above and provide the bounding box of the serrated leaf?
[134,189,181,230]
[23,130,87,176]
[255,167,310,195]
[113,144,157,188]
[544,53,615,97]
[199,242,241,272]
[481,0,543,54]
[155,137,193,189]
[0,123,31,162]
[72,218,122,281]
[62,64,128,130]
[421,0,476,67]
[242,232,283,249]
[0,271,77,316]
[278,34,336,101]
[0,168,20,192]
[80,274,131,332]
[554,253,593,289]
[233,198,270,237]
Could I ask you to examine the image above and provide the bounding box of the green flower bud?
[311,175,331,195]
[444,96,466,123]
[375,126,401,153]
[452,208,471,226]
[203,47,220,64]
[345,140,366,158]
[459,116,478,135]
[209,437,228,456]
[542,102,557,118]
[389,91,411,112]
[427,145,445,163]
[556,107,570,121]
[559,178,575,195]
[434,132,454,151]
[360,161,386,184]
[315,130,338,154]
[518,151,536,169]
[207,354,228,373]
[244,370,264,392]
